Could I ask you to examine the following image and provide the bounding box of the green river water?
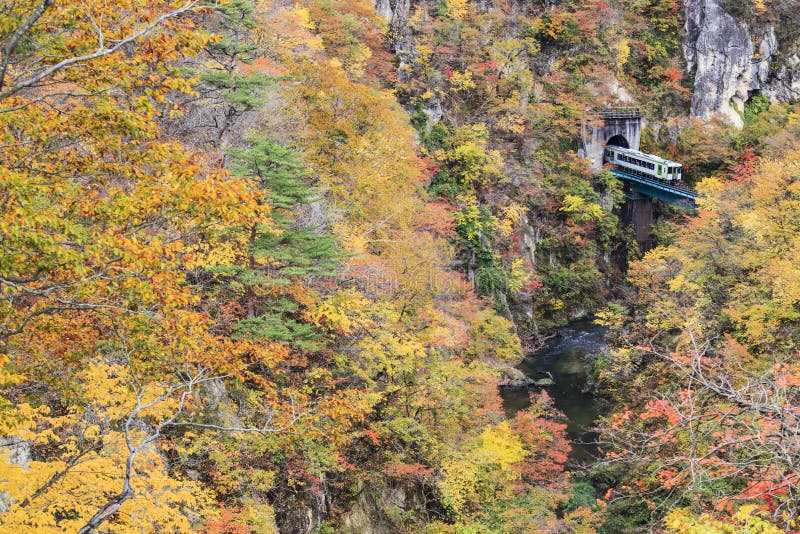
[501,321,608,465]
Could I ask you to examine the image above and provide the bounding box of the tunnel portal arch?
[605,134,629,148]
[581,108,641,170]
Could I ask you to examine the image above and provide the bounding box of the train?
[603,145,683,184]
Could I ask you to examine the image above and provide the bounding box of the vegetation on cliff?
[0,0,593,531]
[1,0,799,532]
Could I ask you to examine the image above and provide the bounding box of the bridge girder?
[612,169,698,206]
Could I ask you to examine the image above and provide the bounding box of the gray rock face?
[341,482,424,534]
[684,0,800,129]
[373,0,411,25]
[684,0,753,128]
[0,438,30,513]
[766,52,800,103]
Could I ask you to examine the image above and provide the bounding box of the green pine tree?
[222,137,339,350]
[200,0,277,154]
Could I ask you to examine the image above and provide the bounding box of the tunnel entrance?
[606,134,629,148]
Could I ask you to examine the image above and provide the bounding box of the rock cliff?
[374,0,411,25]
[684,0,800,128]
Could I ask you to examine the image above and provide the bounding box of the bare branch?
[0,0,209,103]
[0,0,55,92]
[76,368,303,533]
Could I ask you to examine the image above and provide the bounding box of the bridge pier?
[579,108,697,251]
[623,192,654,250]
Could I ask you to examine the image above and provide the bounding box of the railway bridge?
[581,107,698,248]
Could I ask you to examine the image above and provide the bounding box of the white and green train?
[603,145,683,184]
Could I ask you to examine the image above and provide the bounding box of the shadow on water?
[501,321,608,465]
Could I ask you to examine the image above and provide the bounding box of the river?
[501,321,608,465]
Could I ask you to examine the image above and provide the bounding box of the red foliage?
[205,504,253,534]
[337,456,358,471]
[662,67,682,84]
[521,279,544,292]
[363,428,382,445]
[728,148,758,183]
[510,393,570,488]
[385,462,435,481]
[417,202,457,236]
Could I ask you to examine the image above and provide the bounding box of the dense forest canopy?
[1,0,799,532]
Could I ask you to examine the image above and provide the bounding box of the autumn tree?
[597,149,800,530]
[0,1,305,530]
[1,0,614,531]
[218,137,338,348]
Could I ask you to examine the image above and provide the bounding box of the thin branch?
[19,438,103,508]
[0,0,55,92]
[0,0,208,102]
[77,368,302,533]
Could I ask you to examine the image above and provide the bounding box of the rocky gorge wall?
[684,0,800,128]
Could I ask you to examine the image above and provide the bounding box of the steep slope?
[684,0,800,127]
[0,1,596,532]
